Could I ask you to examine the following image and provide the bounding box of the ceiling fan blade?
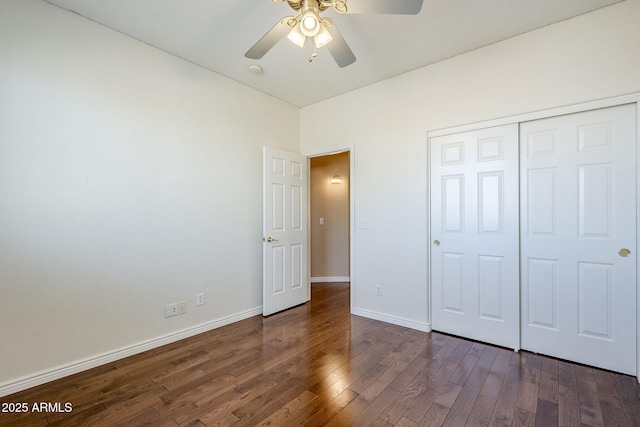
[325,23,356,68]
[343,0,423,14]
[245,18,293,59]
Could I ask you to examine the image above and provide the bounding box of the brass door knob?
[263,237,278,243]
[619,248,631,257]
[434,240,440,246]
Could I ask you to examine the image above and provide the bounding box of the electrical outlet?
[196,293,205,306]
[178,301,187,315]
[165,303,178,318]
[376,285,382,296]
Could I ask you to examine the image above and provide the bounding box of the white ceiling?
[45,0,623,107]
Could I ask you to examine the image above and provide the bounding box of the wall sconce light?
[330,175,343,184]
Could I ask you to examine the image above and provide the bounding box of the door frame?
[304,144,355,313]
[636,99,639,382]
[427,92,640,381]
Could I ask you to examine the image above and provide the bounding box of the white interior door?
[430,124,520,349]
[263,147,309,316]
[520,104,637,375]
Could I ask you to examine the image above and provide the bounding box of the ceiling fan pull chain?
[309,42,318,62]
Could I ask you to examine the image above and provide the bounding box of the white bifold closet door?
[520,104,637,375]
[431,124,520,350]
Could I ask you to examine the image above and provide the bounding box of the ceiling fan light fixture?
[286,22,306,48]
[314,23,333,48]
[300,12,320,37]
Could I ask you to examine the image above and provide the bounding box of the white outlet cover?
[165,303,178,318]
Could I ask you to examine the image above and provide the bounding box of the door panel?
[431,124,520,350]
[478,172,503,233]
[263,147,309,316]
[520,104,636,375]
[527,168,556,235]
[443,175,464,232]
[527,258,557,329]
[578,164,612,237]
[442,252,464,313]
[478,255,503,320]
[578,261,613,339]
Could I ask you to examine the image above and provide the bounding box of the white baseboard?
[0,307,263,398]
[310,276,350,283]
[352,308,431,332]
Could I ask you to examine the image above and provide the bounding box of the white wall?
[300,0,640,330]
[0,0,299,391]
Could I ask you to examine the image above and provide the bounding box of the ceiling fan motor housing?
[286,0,333,13]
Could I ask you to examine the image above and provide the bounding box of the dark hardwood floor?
[2,282,640,426]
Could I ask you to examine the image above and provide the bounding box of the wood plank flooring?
[2,282,639,426]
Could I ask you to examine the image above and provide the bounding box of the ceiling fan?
[245,0,424,68]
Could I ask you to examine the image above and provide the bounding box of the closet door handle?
[434,240,440,246]
[619,248,631,257]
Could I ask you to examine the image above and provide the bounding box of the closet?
[429,102,638,376]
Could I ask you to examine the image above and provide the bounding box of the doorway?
[309,152,351,284]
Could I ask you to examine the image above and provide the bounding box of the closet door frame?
[427,92,640,382]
